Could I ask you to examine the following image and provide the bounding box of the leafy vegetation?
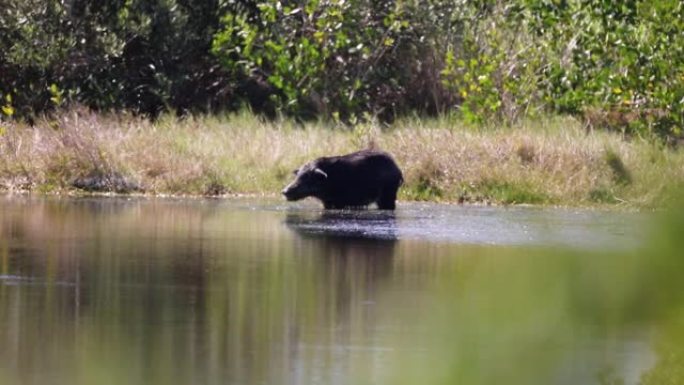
[0,0,235,118]
[1,0,683,140]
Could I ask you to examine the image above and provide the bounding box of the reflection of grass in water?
[641,308,684,385]
[639,198,684,385]
[0,370,15,385]
[385,197,684,385]
[2,197,684,385]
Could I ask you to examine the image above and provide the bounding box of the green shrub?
[0,0,235,119]
[535,0,684,139]
[1,0,682,141]
[211,0,427,121]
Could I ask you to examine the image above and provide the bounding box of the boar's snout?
[281,183,299,201]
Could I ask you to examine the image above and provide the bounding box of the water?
[284,202,640,249]
[0,196,681,385]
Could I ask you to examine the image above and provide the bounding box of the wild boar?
[282,150,403,210]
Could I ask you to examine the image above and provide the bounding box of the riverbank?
[1,110,682,208]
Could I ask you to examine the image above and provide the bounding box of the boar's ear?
[292,168,299,175]
[314,168,328,178]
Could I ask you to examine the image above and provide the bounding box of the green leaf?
[2,105,15,117]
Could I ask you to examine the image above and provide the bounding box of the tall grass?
[1,109,682,207]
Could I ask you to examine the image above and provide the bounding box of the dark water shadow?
[284,210,399,241]
[284,211,399,309]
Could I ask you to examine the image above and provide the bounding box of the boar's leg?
[377,185,398,210]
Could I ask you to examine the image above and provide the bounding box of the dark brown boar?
[282,150,403,210]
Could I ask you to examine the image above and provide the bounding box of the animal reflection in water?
[284,211,398,301]
[284,210,399,241]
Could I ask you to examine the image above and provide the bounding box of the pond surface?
[0,196,680,385]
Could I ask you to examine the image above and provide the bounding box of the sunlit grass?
[1,109,683,207]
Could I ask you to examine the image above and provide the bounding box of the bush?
[533,0,684,139]
[1,0,683,141]
[0,0,236,119]
[211,0,447,122]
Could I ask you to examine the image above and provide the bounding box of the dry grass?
[1,109,683,207]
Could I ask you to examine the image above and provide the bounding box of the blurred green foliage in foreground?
[1,0,683,140]
[388,196,684,385]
